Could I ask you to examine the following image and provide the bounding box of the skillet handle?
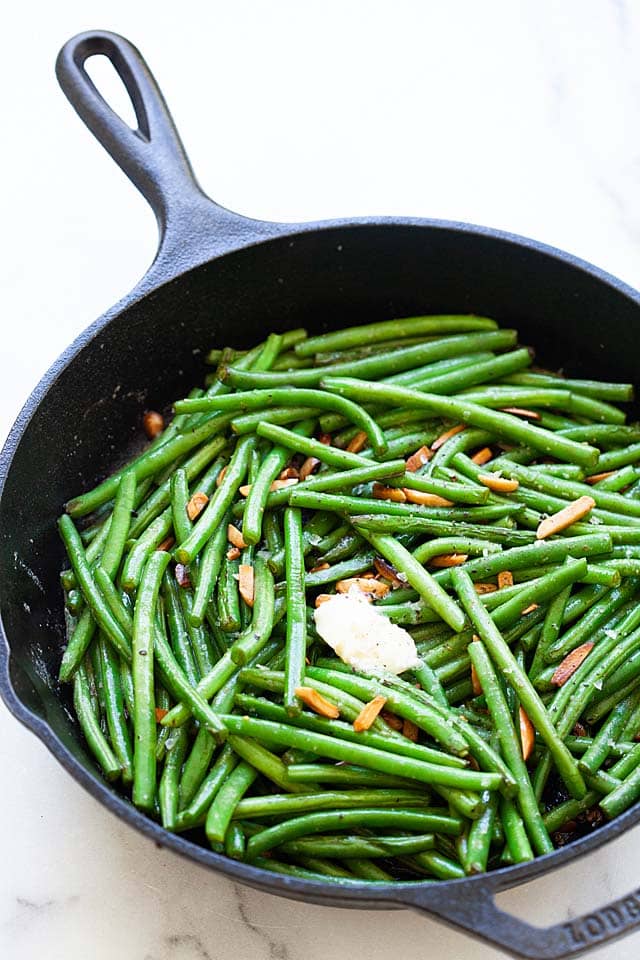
[398,878,640,958]
[55,31,274,277]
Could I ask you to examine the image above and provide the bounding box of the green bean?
[580,693,640,775]
[228,735,311,794]
[170,468,192,544]
[159,725,189,830]
[530,586,571,680]
[458,385,625,424]
[353,513,533,547]
[599,764,640,818]
[189,520,229,627]
[246,808,459,861]
[501,371,634,402]
[176,390,387,458]
[284,507,307,714]
[132,551,170,810]
[59,607,97,682]
[321,377,600,467]
[281,833,435,859]
[206,761,258,845]
[223,823,246,861]
[465,790,498,874]
[217,556,242,633]
[97,634,133,784]
[451,567,586,799]
[175,744,238,830]
[232,406,319,435]
[399,348,532,395]
[294,315,498,356]
[73,663,121,780]
[175,435,255,563]
[546,578,639,662]
[357,531,465,631]
[500,796,534,863]
[100,471,136,579]
[285,763,414,788]
[222,330,516,388]
[542,792,600,833]
[587,443,640,473]
[58,516,131,662]
[220,713,502,791]
[161,572,199,685]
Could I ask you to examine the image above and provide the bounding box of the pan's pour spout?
[55,31,281,290]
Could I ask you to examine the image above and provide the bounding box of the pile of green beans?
[58,312,640,885]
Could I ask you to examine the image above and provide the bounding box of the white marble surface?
[3,1,640,957]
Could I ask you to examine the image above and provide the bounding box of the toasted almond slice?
[498,570,514,589]
[336,577,390,598]
[500,407,541,420]
[238,484,251,497]
[519,707,535,761]
[310,562,331,573]
[175,563,191,588]
[155,707,168,722]
[238,564,254,606]
[279,466,300,481]
[157,535,175,552]
[186,491,209,521]
[402,719,420,742]
[430,553,468,568]
[536,496,596,540]
[573,721,587,738]
[143,410,164,439]
[361,571,376,579]
[228,524,247,549]
[300,456,321,480]
[315,594,333,607]
[295,686,340,719]
[471,446,493,466]
[474,582,497,595]
[586,471,616,485]
[318,433,332,445]
[226,546,241,561]
[374,557,404,588]
[403,489,454,507]
[346,431,368,453]
[239,478,299,498]
[470,663,483,696]
[478,474,519,493]
[405,445,433,473]
[216,465,228,487]
[431,424,465,451]
[373,483,407,503]
[381,710,403,731]
[353,695,388,732]
[522,603,539,615]
[551,642,595,687]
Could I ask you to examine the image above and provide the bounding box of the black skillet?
[2,30,640,959]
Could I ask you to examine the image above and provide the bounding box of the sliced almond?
[373,483,407,503]
[175,563,191,588]
[519,707,535,761]
[309,562,331,573]
[522,603,539,615]
[238,564,254,606]
[474,582,497,595]
[279,466,300,481]
[315,594,333,607]
[536,496,596,540]
[500,407,541,420]
[478,474,519,493]
[381,710,403,731]
[336,577,390,598]
[402,719,420,742]
[346,431,368,453]
[550,642,595,687]
[318,433,332,445]
[228,524,247,549]
[353,695,388,732]
[155,707,168,722]
[295,686,340,719]
[403,489,454,507]
[430,553,468,568]
[471,446,493,466]
[143,410,164,439]
[300,456,321,481]
[226,546,241,561]
[431,424,465,451]
[216,465,228,487]
[498,571,514,590]
[157,535,175,552]
[470,663,483,696]
[586,471,616,485]
[374,557,405,588]
[187,491,209,521]
[405,445,433,473]
[239,477,299,498]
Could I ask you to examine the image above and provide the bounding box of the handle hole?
[84,54,139,132]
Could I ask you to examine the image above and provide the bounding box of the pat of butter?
[313,588,420,675]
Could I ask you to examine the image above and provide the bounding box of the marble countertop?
[3,2,640,957]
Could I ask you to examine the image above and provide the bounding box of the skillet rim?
[3,212,640,908]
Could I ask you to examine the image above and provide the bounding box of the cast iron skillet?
[2,30,640,959]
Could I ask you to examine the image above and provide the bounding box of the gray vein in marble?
[232,884,291,960]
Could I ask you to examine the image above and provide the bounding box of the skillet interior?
[3,220,640,908]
